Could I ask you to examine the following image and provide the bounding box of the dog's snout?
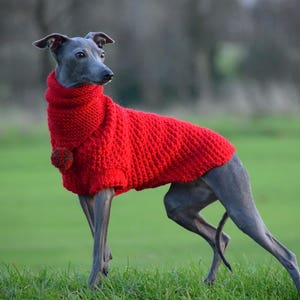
[101,69,114,84]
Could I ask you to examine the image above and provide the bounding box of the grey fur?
[33,32,114,87]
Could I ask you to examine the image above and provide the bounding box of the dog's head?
[33,32,115,88]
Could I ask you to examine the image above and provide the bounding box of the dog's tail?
[216,212,232,272]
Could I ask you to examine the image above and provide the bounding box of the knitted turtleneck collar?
[46,71,106,150]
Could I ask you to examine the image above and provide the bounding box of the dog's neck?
[45,71,107,150]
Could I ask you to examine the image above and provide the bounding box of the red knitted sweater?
[46,71,235,196]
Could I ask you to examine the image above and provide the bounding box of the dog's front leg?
[88,188,114,288]
[79,195,113,275]
[79,195,113,269]
[79,195,95,236]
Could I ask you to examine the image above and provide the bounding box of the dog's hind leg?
[78,194,112,277]
[203,154,300,294]
[164,180,230,283]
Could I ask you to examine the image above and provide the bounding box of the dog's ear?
[32,33,69,50]
[85,32,115,48]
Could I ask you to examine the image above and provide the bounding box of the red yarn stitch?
[46,71,235,196]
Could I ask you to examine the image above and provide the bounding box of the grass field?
[0,263,296,299]
[1,115,300,298]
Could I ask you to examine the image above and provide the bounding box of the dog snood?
[46,71,235,196]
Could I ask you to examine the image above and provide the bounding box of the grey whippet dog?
[33,32,300,294]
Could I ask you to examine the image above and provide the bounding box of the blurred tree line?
[1,0,300,115]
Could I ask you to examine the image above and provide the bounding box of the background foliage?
[1,0,300,114]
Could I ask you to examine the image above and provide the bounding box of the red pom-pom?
[51,147,74,170]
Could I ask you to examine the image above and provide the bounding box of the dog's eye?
[100,52,105,59]
[75,51,86,58]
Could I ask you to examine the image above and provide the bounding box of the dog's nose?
[101,69,114,84]
[103,72,114,82]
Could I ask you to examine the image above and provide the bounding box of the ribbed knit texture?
[46,71,235,196]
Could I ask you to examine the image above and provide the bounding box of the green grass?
[0,263,297,299]
[0,115,300,298]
